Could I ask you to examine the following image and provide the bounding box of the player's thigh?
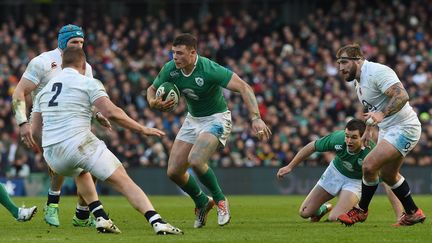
[363,140,402,172]
[85,147,122,181]
[43,142,83,177]
[189,133,220,164]
[330,190,359,220]
[105,165,132,188]
[168,139,193,174]
[316,164,344,197]
[378,125,420,157]
[300,184,334,216]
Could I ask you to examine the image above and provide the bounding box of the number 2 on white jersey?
[48,82,62,107]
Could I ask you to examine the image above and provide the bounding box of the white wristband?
[366,117,375,126]
[12,99,28,126]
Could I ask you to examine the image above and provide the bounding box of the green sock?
[314,204,328,216]
[0,183,19,218]
[180,175,209,208]
[198,168,225,203]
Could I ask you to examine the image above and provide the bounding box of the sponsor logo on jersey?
[362,100,377,112]
[342,160,354,172]
[335,145,343,150]
[195,77,204,86]
[170,70,179,77]
[51,62,57,69]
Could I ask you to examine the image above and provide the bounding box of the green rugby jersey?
[314,130,375,179]
[153,55,233,117]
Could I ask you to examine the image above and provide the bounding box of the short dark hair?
[173,33,197,50]
[336,44,364,60]
[345,118,366,136]
[62,46,86,68]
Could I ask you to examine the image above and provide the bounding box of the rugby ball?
[155,82,180,111]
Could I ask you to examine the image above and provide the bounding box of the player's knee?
[298,207,312,218]
[188,153,204,169]
[167,167,180,181]
[362,162,377,177]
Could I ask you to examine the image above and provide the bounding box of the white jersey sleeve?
[87,79,108,103]
[22,56,48,86]
[374,65,400,94]
[357,60,420,129]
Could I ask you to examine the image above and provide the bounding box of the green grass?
[0,195,430,242]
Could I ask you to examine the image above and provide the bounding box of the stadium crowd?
[0,0,431,176]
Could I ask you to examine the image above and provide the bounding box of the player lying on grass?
[31,46,183,235]
[277,119,403,222]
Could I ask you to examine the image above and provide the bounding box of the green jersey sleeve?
[152,62,173,88]
[206,59,233,88]
[314,130,345,152]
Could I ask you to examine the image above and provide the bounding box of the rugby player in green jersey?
[277,119,403,222]
[147,33,272,228]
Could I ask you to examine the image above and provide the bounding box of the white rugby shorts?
[378,124,421,157]
[317,162,361,199]
[176,110,232,146]
[43,131,121,181]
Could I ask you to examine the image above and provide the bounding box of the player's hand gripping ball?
[155,82,180,112]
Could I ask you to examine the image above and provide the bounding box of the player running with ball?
[147,33,271,228]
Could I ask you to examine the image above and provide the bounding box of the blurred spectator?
[0,0,431,173]
[6,153,30,178]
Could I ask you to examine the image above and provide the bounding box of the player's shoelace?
[217,201,228,215]
[346,208,364,221]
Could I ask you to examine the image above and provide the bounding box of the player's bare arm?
[226,73,272,141]
[382,82,409,117]
[12,77,38,149]
[91,105,112,130]
[363,83,409,126]
[277,141,315,179]
[93,96,165,137]
[147,85,175,111]
[30,112,42,144]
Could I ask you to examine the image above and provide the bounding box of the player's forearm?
[146,86,157,107]
[240,85,261,121]
[104,107,143,132]
[286,142,316,170]
[382,83,409,117]
[12,87,28,125]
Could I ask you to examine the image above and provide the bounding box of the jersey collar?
[358,60,369,84]
[63,67,80,74]
[180,55,199,77]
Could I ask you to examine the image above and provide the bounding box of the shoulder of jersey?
[37,49,61,69]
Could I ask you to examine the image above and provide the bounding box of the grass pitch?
[0,195,430,242]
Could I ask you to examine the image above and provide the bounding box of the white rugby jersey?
[355,60,420,129]
[33,68,107,146]
[22,48,93,100]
